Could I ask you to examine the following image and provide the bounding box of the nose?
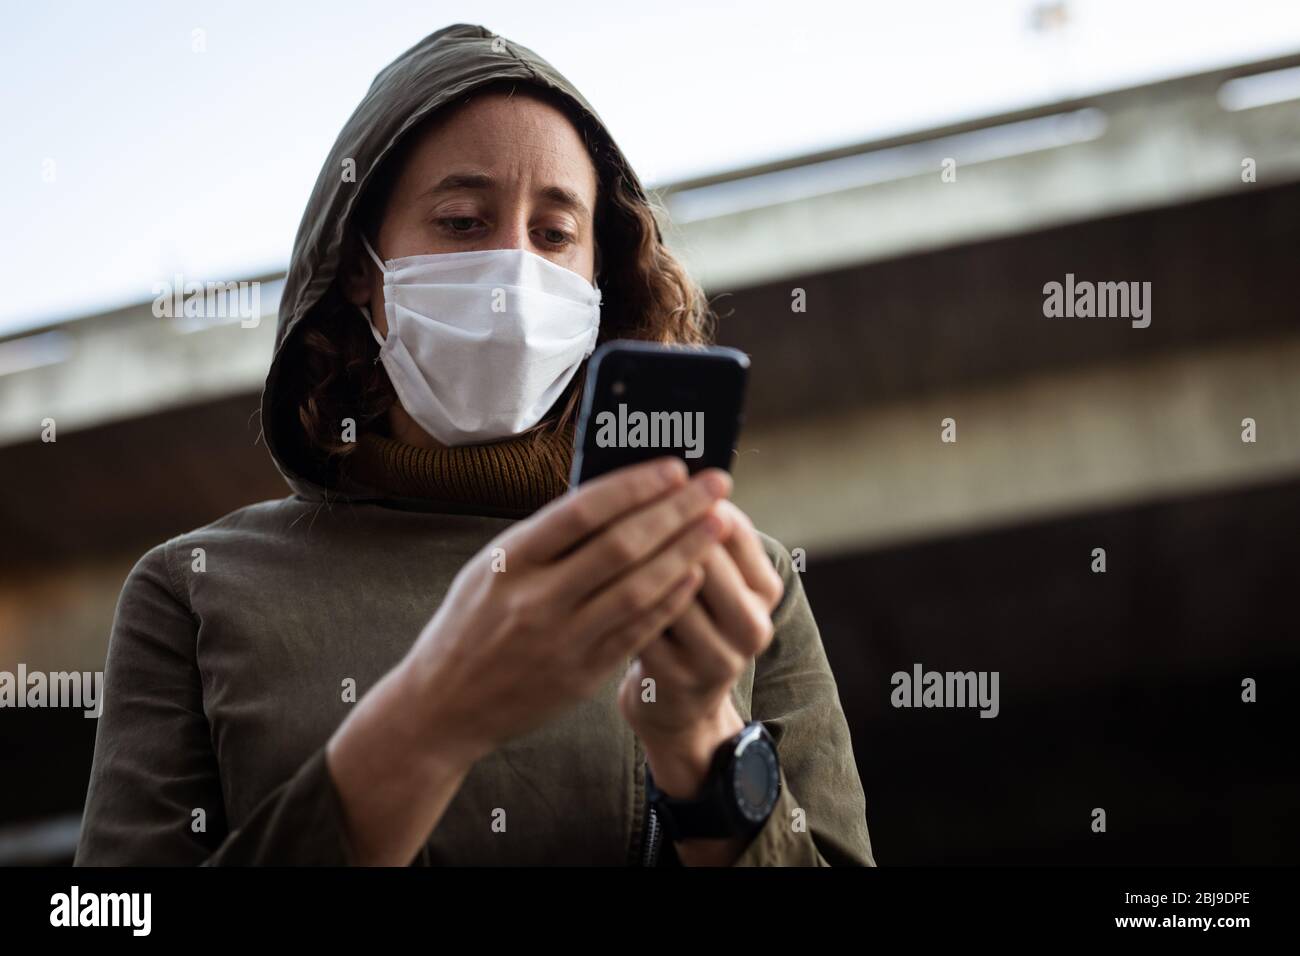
[488,201,530,252]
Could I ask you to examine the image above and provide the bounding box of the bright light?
[666,109,1108,223]
[1217,64,1300,110]
[0,331,74,377]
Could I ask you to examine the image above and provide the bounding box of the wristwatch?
[645,720,782,841]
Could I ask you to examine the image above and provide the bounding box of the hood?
[260,23,656,503]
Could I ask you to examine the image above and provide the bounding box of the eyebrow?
[420,171,592,222]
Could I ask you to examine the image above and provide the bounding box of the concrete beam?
[660,56,1300,292]
[0,287,279,446]
[733,333,1300,556]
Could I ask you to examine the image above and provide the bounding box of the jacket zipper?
[641,804,663,866]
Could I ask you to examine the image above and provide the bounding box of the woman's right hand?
[402,456,734,768]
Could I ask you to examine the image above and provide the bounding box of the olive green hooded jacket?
[73,23,875,867]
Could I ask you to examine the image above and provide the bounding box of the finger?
[696,545,775,658]
[507,457,689,564]
[572,511,723,645]
[630,628,697,689]
[714,501,784,612]
[552,469,731,605]
[658,598,745,686]
[588,565,704,674]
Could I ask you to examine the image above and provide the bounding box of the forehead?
[394,90,598,201]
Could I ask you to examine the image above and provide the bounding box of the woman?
[75,24,874,866]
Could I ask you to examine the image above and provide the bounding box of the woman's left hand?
[617,499,785,802]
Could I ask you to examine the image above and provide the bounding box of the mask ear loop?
[357,234,390,360]
[361,233,388,273]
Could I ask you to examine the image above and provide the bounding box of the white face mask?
[359,235,601,446]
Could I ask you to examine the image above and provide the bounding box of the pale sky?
[2,0,1298,333]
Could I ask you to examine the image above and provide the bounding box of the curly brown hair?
[293,79,715,489]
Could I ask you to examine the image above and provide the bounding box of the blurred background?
[2,0,1298,865]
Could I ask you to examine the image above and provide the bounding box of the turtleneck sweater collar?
[342,425,575,515]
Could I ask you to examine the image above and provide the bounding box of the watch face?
[732,736,780,824]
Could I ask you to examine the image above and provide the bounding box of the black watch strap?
[644,720,777,841]
[645,763,732,839]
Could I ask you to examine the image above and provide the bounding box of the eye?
[536,228,573,247]
[437,217,483,235]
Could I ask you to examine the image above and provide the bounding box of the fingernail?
[700,469,731,498]
[660,458,688,483]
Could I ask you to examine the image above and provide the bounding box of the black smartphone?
[569,340,750,485]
